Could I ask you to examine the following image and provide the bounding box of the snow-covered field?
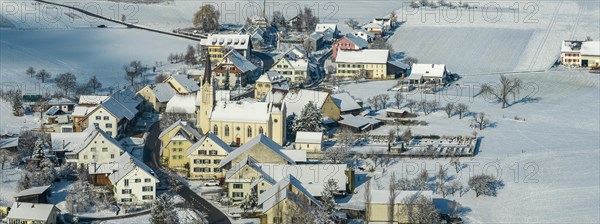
[338,70,600,223]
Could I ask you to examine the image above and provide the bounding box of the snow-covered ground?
[0,100,42,134]
[0,167,23,205]
[337,70,600,223]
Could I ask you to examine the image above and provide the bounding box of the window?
[83,155,88,159]
[172,155,177,159]
[124,179,129,186]
[213,159,221,164]
[233,184,243,189]
[178,148,182,152]
[209,150,218,155]
[272,217,282,223]
[142,186,154,191]
[121,198,132,202]
[107,131,112,136]
[172,148,177,152]
[102,147,108,152]
[178,155,184,159]
[103,116,109,120]
[213,168,221,172]
[199,150,206,155]
[111,154,115,159]
[224,125,230,136]
[91,147,97,152]
[247,126,252,137]
[204,159,211,164]
[259,127,264,134]
[213,125,218,135]
[194,167,201,172]
[92,155,96,159]
[145,178,151,182]
[135,179,141,183]
[95,116,101,120]
[105,123,112,128]
[232,192,244,197]
[122,189,132,194]
[142,195,154,200]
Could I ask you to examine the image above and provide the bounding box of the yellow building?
[159,120,202,170]
[197,58,287,146]
[219,134,295,170]
[223,156,275,200]
[200,34,252,63]
[365,190,434,223]
[254,71,289,99]
[282,89,341,121]
[136,83,176,112]
[268,47,310,84]
[336,49,390,79]
[561,40,600,68]
[186,133,233,180]
[258,175,324,224]
[164,75,200,94]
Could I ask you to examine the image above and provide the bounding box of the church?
[196,53,287,146]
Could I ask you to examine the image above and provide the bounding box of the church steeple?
[202,48,212,85]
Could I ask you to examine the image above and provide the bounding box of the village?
[0,0,599,224]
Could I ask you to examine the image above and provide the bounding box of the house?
[305,32,324,51]
[351,28,375,43]
[200,34,252,63]
[336,49,390,79]
[365,190,434,223]
[372,17,392,29]
[258,163,351,197]
[90,152,159,204]
[13,185,51,203]
[74,89,142,138]
[159,120,203,170]
[223,156,276,200]
[408,64,448,84]
[48,97,76,112]
[218,134,296,170]
[78,95,109,107]
[6,202,59,224]
[287,16,304,32]
[164,75,200,94]
[136,83,177,112]
[561,40,600,67]
[239,24,269,48]
[338,115,382,133]
[52,125,125,166]
[269,47,310,84]
[362,22,384,36]
[293,131,323,152]
[212,49,259,89]
[254,71,290,99]
[258,175,324,224]
[332,92,363,115]
[165,93,198,123]
[186,133,233,180]
[282,89,341,121]
[0,137,18,152]
[332,35,369,61]
[315,23,338,37]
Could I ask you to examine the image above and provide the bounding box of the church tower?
[198,50,214,134]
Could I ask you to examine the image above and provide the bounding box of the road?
[143,123,231,224]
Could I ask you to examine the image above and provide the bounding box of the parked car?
[204,180,220,187]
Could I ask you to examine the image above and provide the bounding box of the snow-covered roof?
[158,120,202,140]
[108,152,158,184]
[332,92,362,112]
[369,190,433,204]
[166,94,197,114]
[219,134,295,167]
[0,137,18,149]
[78,95,109,105]
[283,89,330,116]
[100,97,136,121]
[338,115,381,129]
[168,75,200,93]
[258,175,323,213]
[72,106,95,117]
[214,90,231,102]
[186,133,232,156]
[411,64,447,78]
[362,22,383,29]
[48,97,75,105]
[310,32,324,40]
[336,49,389,64]
[54,125,123,154]
[14,185,50,198]
[294,131,323,144]
[388,60,410,70]
[315,23,337,33]
[581,41,600,56]
[210,101,271,122]
[221,50,258,73]
[259,163,348,197]
[561,40,583,52]
[200,34,251,50]
[342,35,369,49]
[256,71,286,83]
[7,202,57,221]
[353,28,375,37]
[280,149,307,162]
[152,83,177,102]
[224,156,275,185]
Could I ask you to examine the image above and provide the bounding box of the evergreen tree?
[12,89,24,116]
[150,194,179,224]
[293,101,323,132]
[320,179,338,222]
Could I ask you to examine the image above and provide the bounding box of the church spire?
[203,48,212,85]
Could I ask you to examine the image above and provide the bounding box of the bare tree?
[389,11,397,28]
[435,165,447,194]
[393,92,404,109]
[450,157,462,173]
[271,10,287,29]
[87,75,102,94]
[472,112,490,130]
[454,103,469,119]
[403,57,418,67]
[184,45,196,66]
[387,129,396,152]
[301,7,319,33]
[26,67,35,78]
[402,194,440,223]
[400,128,412,150]
[468,174,502,197]
[324,145,350,164]
[345,18,359,29]
[388,172,398,222]
[35,69,51,83]
[155,73,169,83]
[444,103,455,118]
[479,75,523,109]
[55,72,78,95]
[418,100,428,115]
[193,5,220,33]
[406,99,417,113]
[124,60,144,87]
[414,170,429,191]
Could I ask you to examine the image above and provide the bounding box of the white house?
[352,28,375,43]
[77,89,142,138]
[293,131,323,152]
[6,202,59,224]
[166,93,198,123]
[408,64,448,84]
[53,125,125,166]
[269,47,310,84]
[91,152,159,204]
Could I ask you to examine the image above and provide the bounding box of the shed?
[293,131,323,152]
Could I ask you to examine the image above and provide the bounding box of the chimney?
[62,140,65,149]
[431,64,434,68]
